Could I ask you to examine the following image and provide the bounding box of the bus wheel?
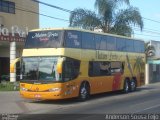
[123,80,130,93]
[130,79,137,92]
[78,82,90,101]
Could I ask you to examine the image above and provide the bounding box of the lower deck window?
[89,61,124,77]
[62,58,80,81]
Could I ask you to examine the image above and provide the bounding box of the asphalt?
[0,83,160,120]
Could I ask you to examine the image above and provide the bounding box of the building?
[146,40,160,84]
[0,0,39,82]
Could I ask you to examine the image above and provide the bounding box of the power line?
[32,0,160,25]
[134,33,160,38]
[15,6,69,22]
[133,27,160,35]
[17,3,160,33]
[131,25,160,33]
[15,1,160,39]
[143,17,160,24]
[31,0,72,13]
[16,7,160,38]
[16,6,160,38]
[140,27,160,33]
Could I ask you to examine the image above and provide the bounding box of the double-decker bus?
[16,28,145,101]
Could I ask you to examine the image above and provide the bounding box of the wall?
[0,0,39,81]
[149,64,160,83]
[0,0,39,30]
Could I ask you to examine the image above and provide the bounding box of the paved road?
[0,83,160,120]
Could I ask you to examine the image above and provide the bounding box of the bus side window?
[99,62,111,75]
[63,58,80,81]
[110,62,124,75]
[116,38,126,51]
[126,39,134,52]
[107,36,116,51]
[72,60,80,79]
[89,61,111,77]
[63,61,72,81]
[89,62,93,76]
[82,32,95,49]
[65,31,81,48]
[89,62,101,76]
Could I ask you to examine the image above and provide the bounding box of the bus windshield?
[25,30,64,48]
[21,57,62,82]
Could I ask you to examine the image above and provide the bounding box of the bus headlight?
[20,87,28,91]
[49,88,61,92]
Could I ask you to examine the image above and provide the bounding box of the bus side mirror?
[10,58,21,73]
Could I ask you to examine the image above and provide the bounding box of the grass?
[0,81,19,91]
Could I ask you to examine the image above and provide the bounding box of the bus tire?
[78,82,90,101]
[123,79,130,93]
[130,78,137,92]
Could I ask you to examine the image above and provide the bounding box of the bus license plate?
[35,94,41,98]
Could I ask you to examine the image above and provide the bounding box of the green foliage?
[69,0,143,37]
[111,6,143,36]
[69,8,101,30]
[0,81,19,91]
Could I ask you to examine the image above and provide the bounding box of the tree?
[69,0,143,37]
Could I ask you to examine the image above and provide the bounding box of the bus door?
[62,57,81,97]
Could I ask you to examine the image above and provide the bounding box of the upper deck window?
[126,39,134,52]
[107,36,116,51]
[134,40,145,53]
[65,31,81,48]
[82,32,95,49]
[25,29,145,53]
[99,36,107,50]
[116,38,126,51]
[25,30,64,48]
[95,34,101,50]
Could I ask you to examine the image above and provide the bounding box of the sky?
[39,0,160,41]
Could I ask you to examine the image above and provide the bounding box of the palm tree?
[69,0,143,37]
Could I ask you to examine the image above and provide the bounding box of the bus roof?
[30,27,144,42]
